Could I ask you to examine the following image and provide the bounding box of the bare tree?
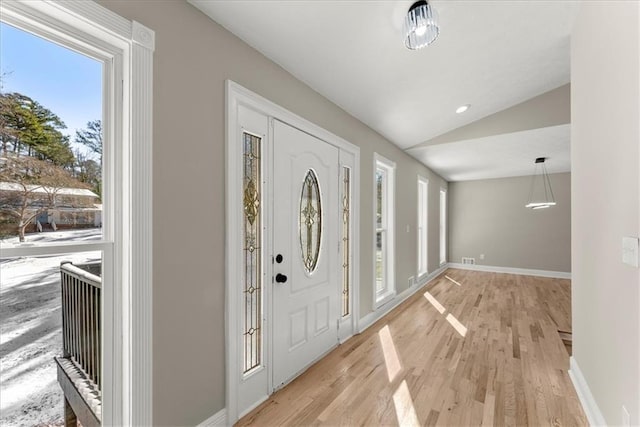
[74,120,102,198]
[0,154,88,241]
[75,120,102,159]
[74,149,101,196]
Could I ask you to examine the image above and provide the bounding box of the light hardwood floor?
[237,269,587,426]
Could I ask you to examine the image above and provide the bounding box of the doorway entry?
[226,81,360,423]
[272,121,340,387]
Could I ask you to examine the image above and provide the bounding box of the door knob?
[275,273,288,283]
[275,254,284,264]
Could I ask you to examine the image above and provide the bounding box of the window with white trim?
[417,176,429,277]
[0,2,154,425]
[0,21,107,426]
[439,188,447,265]
[374,153,395,306]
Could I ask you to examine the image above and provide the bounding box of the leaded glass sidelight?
[299,169,322,274]
[341,167,351,317]
[242,132,262,373]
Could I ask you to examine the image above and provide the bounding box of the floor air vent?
[461,257,475,265]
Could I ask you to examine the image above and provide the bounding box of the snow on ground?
[1,229,101,427]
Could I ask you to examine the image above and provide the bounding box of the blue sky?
[0,22,102,147]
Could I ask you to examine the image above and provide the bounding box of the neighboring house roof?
[0,182,99,198]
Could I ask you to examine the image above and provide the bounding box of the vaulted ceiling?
[190,0,578,181]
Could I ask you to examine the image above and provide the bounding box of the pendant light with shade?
[526,157,556,209]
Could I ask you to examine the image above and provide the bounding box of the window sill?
[374,290,396,310]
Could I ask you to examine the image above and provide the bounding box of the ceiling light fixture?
[456,104,470,114]
[404,1,439,50]
[525,157,556,209]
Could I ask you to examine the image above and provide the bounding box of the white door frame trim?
[0,1,154,425]
[225,80,360,424]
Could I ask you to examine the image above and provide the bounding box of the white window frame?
[373,153,395,308]
[439,188,447,266]
[417,176,429,279]
[0,2,154,425]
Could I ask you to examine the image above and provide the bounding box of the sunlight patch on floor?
[444,275,463,287]
[446,313,467,337]
[393,380,421,427]
[378,325,402,382]
[423,291,446,314]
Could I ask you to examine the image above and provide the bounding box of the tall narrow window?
[341,166,351,317]
[374,154,395,307]
[242,132,262,373]
[417,177,429,277]
[439,188,447,265]
[0,21,107,426]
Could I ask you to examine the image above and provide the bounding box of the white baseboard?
[197,408,227,427]
[358,264,448,333]
[448,263,571,279]
[339,333,354,344]
[568,357,606,426]
[416,264,448,287]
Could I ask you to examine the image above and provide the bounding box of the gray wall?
[571,1,639,425]
[420,84,570,147]
[97,1,447,425]
[448,173,571,272]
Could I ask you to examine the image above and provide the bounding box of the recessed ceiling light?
[456,104,470,114]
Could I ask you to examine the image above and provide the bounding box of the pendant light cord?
[542,162,556,203]
[527,163,539,205]
[526,159,556,208]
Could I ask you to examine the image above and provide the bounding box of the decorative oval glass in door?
[299,169,322,273]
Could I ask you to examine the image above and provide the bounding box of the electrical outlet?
[408,276,414,287]
[622,405,630,427]
[480,254,485,260]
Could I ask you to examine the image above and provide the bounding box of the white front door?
[272,120,340,388]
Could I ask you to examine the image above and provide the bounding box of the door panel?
[273,121,340,388]
[315,297,330,335]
